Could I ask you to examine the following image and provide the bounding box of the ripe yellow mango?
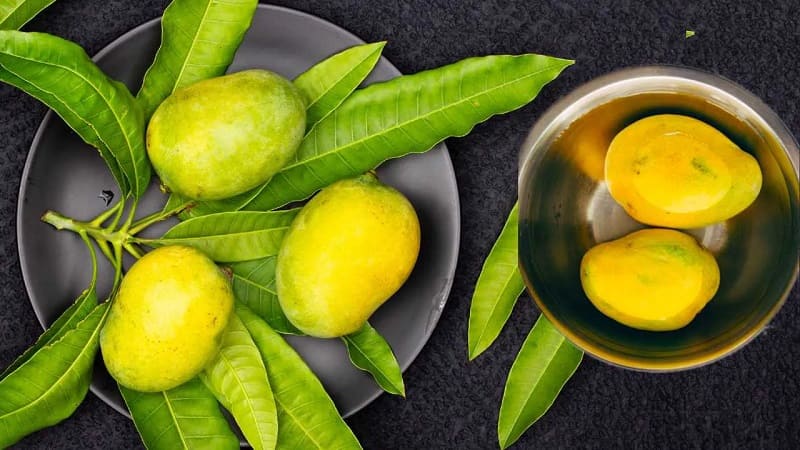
[147,70,306,201]
[100,246,234,392]
[580,229,720,331]
[276,174,421,338]
[605,114,762,228]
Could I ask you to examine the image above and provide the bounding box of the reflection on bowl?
[518,66,799,371]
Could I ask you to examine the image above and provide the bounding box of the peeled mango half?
[580,228,720,331]
[605,114,762,228]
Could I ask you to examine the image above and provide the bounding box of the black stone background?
[1,0,798,448]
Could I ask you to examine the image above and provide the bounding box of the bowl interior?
[518,67,799,370]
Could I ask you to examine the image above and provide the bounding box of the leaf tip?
[497,424,518,450]
[467,338,490,361]
[498,434,511,450]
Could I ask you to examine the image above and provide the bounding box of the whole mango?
[100,245,234,392]
[276,174,421,338]
[147,70,306,201]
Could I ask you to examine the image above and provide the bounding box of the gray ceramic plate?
[17,5,459,419]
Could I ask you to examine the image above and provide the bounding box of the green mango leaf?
[1,234,98,378]
[180,53,572,218]
[0,287,96,380]
[230,256,302,335]
[0,0,57,30]
[498,315,583,449]
[342,322,405,397]
[237,304,362,450]
[149,209,299,262]
[0,302,109,448]
[137,0,258,119]
[0,31,150,198]
[240,54,573,212]
[294,41,386,128]
[200,313,277,450]
[120,378,239,450]
[468,201,525,360]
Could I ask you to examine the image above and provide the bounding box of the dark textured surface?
[0,0,798,449]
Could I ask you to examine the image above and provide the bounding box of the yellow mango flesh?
[276,174,421,338]
[580,229,720,331]
[147,69,306,201]
[605,114,762,228]
[100,246,234,392]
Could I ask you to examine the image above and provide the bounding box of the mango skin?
[276,174,421,338]
[147,69,306,201]
[605,114,762,228]
[100,246,234,392]
[580,229,720,331]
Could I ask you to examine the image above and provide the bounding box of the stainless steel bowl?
[518,66,799,371]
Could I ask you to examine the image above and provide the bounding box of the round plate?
[17,5,459,419]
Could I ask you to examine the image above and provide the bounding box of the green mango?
[147,70,306,200]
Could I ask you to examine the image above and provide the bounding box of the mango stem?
[128,200,191,235]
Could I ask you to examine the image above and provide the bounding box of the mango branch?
[41,199,187,268]
[42,209,128,269]
[42,210,128,244]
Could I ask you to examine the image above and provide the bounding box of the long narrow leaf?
[0,0,56,30]
[121,378,239,450]
[200,313,277,450]
[468,201,525,360]
[230,256,301,335]
[2,234,98,379]
[294,41,386,128]
[150,209,298,262]
[497,315,583,449]
[137,0,258,118]
[238,304,362,449]
[0,288,96,380]
[0,31,150,198]
[182,53,572,219]
[342,322,405,396]
[0,302,109,448]
[240,54,572,212]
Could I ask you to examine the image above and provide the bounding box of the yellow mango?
[276,174,421,338]
[100,246,234,392]
[605,114,762,228]
[580,229,720,331]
